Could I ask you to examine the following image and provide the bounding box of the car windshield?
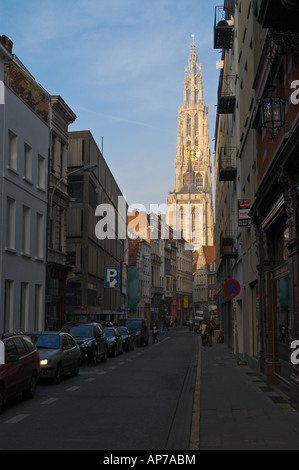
[35,334,60,349]
[67,325,93,337]
[104,328,115,337]
[117,327,127,335]
[123,320,141,331]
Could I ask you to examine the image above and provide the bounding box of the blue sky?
[1,0,220,212]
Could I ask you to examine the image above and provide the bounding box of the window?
[186,88,191,104]
[4,280,14,332]
[36,213,44,258]
[194,114,198,136]
[37,155,46,189]
[8,130,17,170]
[22,205,31,255]
[20,282,29,332]
[196,173,203,191]
[187,117,191,136]
[6,197,16,250]
[34,284,42,330]
[12,337,28,357]
[24,143,32,181]
[61,334,68,350]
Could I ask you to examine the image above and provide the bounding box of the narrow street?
[0,327,199,451]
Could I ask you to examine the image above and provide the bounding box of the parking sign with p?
[104,267,120,288]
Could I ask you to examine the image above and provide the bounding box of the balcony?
[217,74,235,114]
[214,6,234,49]
[220,231,238,259]
[258,0,299,32]
[219,147,237,181]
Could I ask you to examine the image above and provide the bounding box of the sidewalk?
[198,340,299,450]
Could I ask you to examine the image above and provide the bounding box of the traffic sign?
[104,267,120,288]
[223,279,241,298]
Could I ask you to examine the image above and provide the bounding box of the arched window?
[186,89,191,104]
[196,173,203,190]
[187,116,191,136]
[194,114,198,135]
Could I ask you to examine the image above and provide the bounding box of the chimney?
[0,35,13,54]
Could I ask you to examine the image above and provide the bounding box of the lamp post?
[49,163,97,219]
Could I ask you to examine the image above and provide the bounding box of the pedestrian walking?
[174,316,177,327]
[200,321,207,346]
[152,322,159,343]
[206,320,214,347]
[162,315,169,331]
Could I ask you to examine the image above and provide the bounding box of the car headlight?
[135,330,141,336]
[40,359,48,366]
[81,341,93,348]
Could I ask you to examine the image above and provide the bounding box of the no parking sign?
[223,279,241,298]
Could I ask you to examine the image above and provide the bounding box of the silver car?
[29,332,81,384]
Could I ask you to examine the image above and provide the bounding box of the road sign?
[104,267,120,288]
[223,279,241,298]
[213,294,219,300]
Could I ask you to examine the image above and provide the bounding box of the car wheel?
[54,364,62,384]
[120,344,123,354]
[23,373,37,399]
[113,345,117,357]
[101,347,108,363]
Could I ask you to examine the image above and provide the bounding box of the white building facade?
[0,38,49,332]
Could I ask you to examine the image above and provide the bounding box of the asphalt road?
[0,327,200,451]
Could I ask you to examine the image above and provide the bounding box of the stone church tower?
[167,39,214,251]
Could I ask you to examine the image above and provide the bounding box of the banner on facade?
[238,199,251,226]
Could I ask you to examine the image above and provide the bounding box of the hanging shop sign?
[238,199,251,226]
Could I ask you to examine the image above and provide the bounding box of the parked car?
[117,326,134,351]
[61,322,108,364]
[104,326,123,357]
[118,318,149,346]
[0,332,40,413]
[183,317,194,327]
[28,332,81,384]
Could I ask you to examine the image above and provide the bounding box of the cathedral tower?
[167,39,214,251]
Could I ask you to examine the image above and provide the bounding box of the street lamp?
[49,163,97,219]
[260,85,285,139]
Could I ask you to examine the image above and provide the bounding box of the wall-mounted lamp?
[260,85,285,139]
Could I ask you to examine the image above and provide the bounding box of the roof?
[202,246,216,264]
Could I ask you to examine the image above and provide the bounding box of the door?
[12,337,33,389]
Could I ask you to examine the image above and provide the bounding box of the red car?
[0,332,40,413]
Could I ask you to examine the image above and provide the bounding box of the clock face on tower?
[185,145,201,162]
